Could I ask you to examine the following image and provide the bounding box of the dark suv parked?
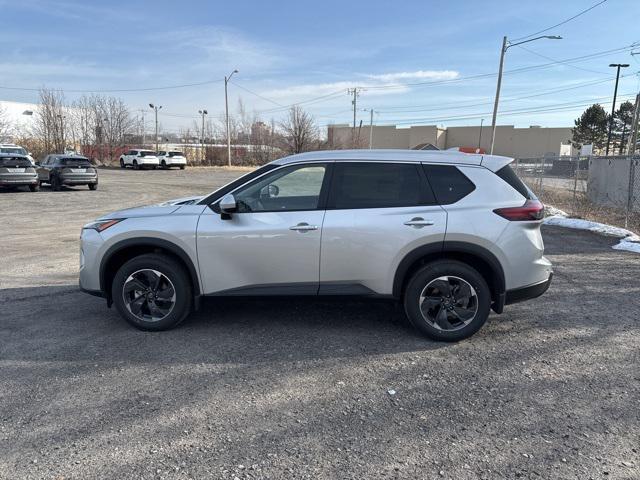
[38,155,98,191]
[0,153,39,191]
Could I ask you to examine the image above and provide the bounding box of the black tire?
[29,183,40,192]
[112,253,192,331]
[51,175,61,191]
[404,260,491,342]
[133,160,139,170]
[120,159,125,168]
[161,160,167,169]
[88,183,97,190]
[179,165,185,170]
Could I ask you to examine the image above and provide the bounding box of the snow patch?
[543,209,640,254]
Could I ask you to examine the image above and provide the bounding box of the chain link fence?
[512,155,640,233]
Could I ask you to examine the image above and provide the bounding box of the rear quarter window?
[422,164,475,205]
[495,165,536,200]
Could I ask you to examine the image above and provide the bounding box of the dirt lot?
[1,167,639,479]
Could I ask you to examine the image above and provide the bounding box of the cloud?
[365,70,460,82]
[260,70,461,102]
[156,27,283,72]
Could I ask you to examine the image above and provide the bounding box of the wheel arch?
[99,238,201,307]
[392,241,506,313]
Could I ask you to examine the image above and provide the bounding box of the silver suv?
[80,150,552,341]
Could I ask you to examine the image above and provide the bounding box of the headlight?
[83,219,124,232]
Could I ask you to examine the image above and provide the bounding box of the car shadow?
[0,285,447,367]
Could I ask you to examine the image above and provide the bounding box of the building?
[327,123,573,158]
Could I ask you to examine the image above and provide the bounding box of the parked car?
[156,150,187,169]
[37,154,98,191]
[80,149,552,341]
[0,144,36,165]
[119,149,159,170]
[0,153,39,191]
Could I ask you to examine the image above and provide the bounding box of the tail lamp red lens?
[493,199,544,221]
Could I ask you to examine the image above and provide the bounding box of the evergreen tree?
[613,101,635,154]
[571,104,609,152]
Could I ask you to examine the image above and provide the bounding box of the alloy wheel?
[419,276,478,331]
[122,269,176,322]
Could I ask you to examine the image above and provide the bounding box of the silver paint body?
[80,149,552,297]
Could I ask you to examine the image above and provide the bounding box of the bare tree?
[34,89,67,153]
[279,106,318,154]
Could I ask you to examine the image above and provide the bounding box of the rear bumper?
[61,176,98,185]
[0,177,38,185]
[505,273,553,305]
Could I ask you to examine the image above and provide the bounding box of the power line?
[384,94,636,126]
[514,44,611,75]
[360,43,638,91]
[229,81,285,107]
[511,0,608,42]
[376,76,626,114]
[0,78,224,94]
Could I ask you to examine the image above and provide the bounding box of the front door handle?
[404,217,434,228]
[290,222,318,232]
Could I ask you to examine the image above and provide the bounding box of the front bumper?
[505,273,553,305]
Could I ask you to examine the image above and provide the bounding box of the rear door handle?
[404,217,434,228]
[290,222,318,232]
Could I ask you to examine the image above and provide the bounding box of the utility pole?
[627,93,640,155]
[348,88,360,147]
[139,110,146,146]
[489,35,562,154]
[478,118,484,151]
[225,69,238,167]
[149,104,162,152]
[57,114,65,152]
[199,109,208,163]
[605,63,630,155]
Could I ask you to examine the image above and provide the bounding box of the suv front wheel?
[404,260,490,342]
[112,253,192,331]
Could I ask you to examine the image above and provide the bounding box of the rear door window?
[328,162,434,209]
[422,165,476,205]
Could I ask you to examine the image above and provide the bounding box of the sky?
[1,0,639,134]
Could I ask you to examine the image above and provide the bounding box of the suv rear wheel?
[404,260,490,342]
[112,253,192,331]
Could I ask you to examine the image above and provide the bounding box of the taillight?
[493,199,544,221]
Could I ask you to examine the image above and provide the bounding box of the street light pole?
[225,69,238,167]
[489,35,562,155]
[478,118,484,151]
[362,108,376,149]
[605,63,629,155]
[198,109,208,164]
[149,103,162,152]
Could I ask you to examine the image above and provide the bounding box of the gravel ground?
[1,167,638,479]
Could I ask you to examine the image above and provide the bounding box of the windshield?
[1,147,27,155]
[169,151,183,157]
[61,158,91,167]
[139,151,156,157]
[0,157,32,167]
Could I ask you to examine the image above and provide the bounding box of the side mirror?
[219,193,237,215]
[260,184,279,198]
[35,162,41,167]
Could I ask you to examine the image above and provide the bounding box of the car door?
[38,156,52,182]
[319,161,448,295]
[196,162,331,295]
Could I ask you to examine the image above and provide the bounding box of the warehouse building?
[327,123,573,158]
